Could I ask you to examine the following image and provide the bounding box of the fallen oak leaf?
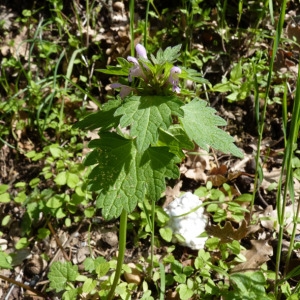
[206,220,248,243]
[164,180,182,208]
[231,240,273,273]
[207,165,227,187]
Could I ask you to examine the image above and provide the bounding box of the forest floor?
[1,0,300,299]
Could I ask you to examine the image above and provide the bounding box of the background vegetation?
[1,0,300,299]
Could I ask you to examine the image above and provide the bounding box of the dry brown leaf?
[164,181,182,208]
[207,174,227,187]
[232,240,273,272]
[183,148,211,182]
[210,165,227,175]
[259,204,300,234]
[184,162,207,182]
[259,205,278,231]
[260,166,282,191]
[185,149,211,169]
[206,220,248,243]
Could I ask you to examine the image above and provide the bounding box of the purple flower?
[127,56,145,82]
[136,44,148,59]
[126,44,149,82]
[111,83,134,98]
[168,66,181,93]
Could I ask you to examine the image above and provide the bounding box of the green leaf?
[160,227,173,242]
[82,278,97,293]
[37,228,50,239]
[174,273,186,283]
[84,207,95,218]
[15,237,29,249]
[229,271,269,299]
[0,251,12,269]
[230,61,243,83]
[2,215,10,226]
[0,184,9,194]
[62,288,78,300]
[157,125,194,158]
[98,57,132,76]
[84,257,96,273]
[171,260,183,275]
[151,44,182,64]
[29,178,40,188]
[73,99,121,131]
[48,261,79,292]
[98,66,128,76]
[49,144,62,158]
[177,283,194,300]
[14,191,26,204]
[55,171,67,185]
[0,192,10,203]
[86,134,143,219]
[213,81,231,93]
[66,172,79,189]
[115,95,183,151]
[46,195,64,208]
[235,193,252,202]
[139,146,180,202]
[94,257,110,277]
[180,99,243,158]
[85,132,179,219]
[181,68,211,85]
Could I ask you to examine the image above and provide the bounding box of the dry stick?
[0,274,47,298]
[40,222,83,293]
[1,221,76,299]
[47,221,70,261]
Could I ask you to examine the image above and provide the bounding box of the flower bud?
[135,43,148,59]
[168,66,181,93]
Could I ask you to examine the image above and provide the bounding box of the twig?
[47,221,70,261]
[0,273,47,299]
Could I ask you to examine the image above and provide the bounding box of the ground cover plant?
[1,0,300,299]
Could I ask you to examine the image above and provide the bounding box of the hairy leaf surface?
[157,125,194,159]
[84,132,179,219]
[114,95,183,151]
[180,99,243,158]
[73,99,121,131]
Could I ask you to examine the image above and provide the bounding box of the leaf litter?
[1,0,300,298]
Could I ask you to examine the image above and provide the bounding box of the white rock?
[164,192,208,250]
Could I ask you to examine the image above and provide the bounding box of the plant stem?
[275,60,300,297]
[251,0,287,213]
[150,198,155,275]
[159,262,166,300]
[107,209,128,300]
[144,0,151,48]
[129,0,135,55]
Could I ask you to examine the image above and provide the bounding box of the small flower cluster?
[111,44,181,98]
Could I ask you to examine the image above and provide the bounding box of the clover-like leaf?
[180,98,243,158]
[0,251,12,269]
[114,95,183,151]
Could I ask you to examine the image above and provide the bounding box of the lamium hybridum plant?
[76,43,242,220]
[75,43,243,298]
